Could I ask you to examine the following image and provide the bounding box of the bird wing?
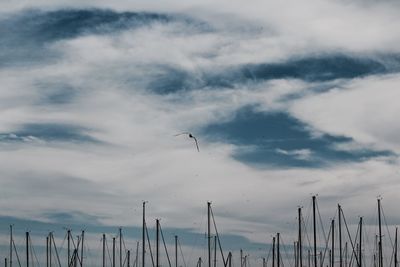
[192,136,200,152]
[174,132,191,137]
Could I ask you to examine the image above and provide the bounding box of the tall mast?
[378,199,383,267]
[81,231,85,267]
[272,237,276,267]
[359,217,362,267]
[103,234,106,267]
[9,225,12,267]
[49,233,52,267]
[26,232,29,267]
[128,251,131,267]
[120,228,123,267]
[299,208,303,267]
[395,228,398,267]
[277,233,280,267]
[175,236,178,267]
[47,236,49,267]
[68,230,71,267]
[240,249,243,267]
[313,196,317,267]
[142,202,146,267]
[113,237,116,267]
[156,219,160,267]
[332,219,335,267]
[208,202,212,267]
[338,205,342,267]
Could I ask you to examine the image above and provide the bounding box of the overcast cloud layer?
[1,0,400,262]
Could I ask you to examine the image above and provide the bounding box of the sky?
[1,0,400,265]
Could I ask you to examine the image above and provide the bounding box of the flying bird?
[174,132,200,152]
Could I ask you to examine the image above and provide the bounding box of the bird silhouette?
[174,132,200,152]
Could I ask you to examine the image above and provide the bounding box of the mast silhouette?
[313,196,317,267]
[378,199,383,267]
[299,208,303,267]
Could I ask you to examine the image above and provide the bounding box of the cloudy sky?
[1,0,400,265]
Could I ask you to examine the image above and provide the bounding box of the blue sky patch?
[202,106,393,168]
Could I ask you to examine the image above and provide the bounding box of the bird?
[174,132,200,152]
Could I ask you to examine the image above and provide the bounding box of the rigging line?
[159,224,172,267]
[58,231,68,254]
[315,200,328,245]
[51,234,62,267]
[265,239,273,266]
[105,235,113,267]
[28,234,35,267]
[280,235,293,267]
[210,206,227,267]
[29,234,40,267]
[341,209,360,267]
[304,200,313,249]
[178,238,187,267]
[12,238,22,267]
[320,219,333,267]
[381,205,395,248]
[145,223,155,267]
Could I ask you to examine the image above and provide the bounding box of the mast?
[208,202,211,267]
[299,208,303,267]
[395,228,398,267]
[359,217,362,267]
[175,236,178,267]
[345,243,347,267]
[113,237,116,267]
[378,199,383,267]
[68,230,71,267]
[26,232,29,267]
[338,205,342,267]
[272,237,276,267]
[142,202,146,267]
[332,219,335,267]
[103,234,106,267]
[49,233,52,267]
[277,233,280,267]
[120,228,123,267]
[313,196,317,267]
[9,225,12,267]
[128,251,131,267]
[156,219,160,267]
[240,249,243,267]
[47,236,49,267]
[81,231,85,267]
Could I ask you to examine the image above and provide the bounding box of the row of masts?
[3,197,398,267]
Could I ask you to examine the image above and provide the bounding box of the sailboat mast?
[143,202,146,267]
[338,205,342,267]
[175,236,178,267]
[299,208,303,267]
[395,227,398,267]
[378,199,383,267]
[120,228,123,267]
[156,219,160,267]
[277,233,280,267]
[26,232,29,267]
[359,217,362,267]
[46,236,49,267]
[68,230,71,267]
[113,237,116,267]
[9,225,12,267]
[272,237,276,267]
[103,234,106,267]
[81,231,85,267]
[332,219,335,267]
[313,196,317,267]
[208,202,211,267]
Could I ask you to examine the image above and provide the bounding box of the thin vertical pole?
[9,225,12,267]
[5,258,7,267]
[308,250,310,267]
[240,250,243,267]
[156,220,160,267]
[49,233,52,267]
[338,206,342,267]
[47,236,49,267]
[103,234,106,267]
[208,202,211,267]
[359,217,362,267]
[81,231,84,267]
[277,233,280,267]
[128,251,131,267]
[313,196,317,267]
[120,229,123,267]
[68,230,71,267]
[395,228,398,267]
[113,237,116,267]
[332,219,335,267]
[175,236,178,267]
[272,238,276,267]
[142,202,146,267]
[26,232,29,267]
[299,208,303,267]
[378,199,383,267]
[228,253,232,267]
